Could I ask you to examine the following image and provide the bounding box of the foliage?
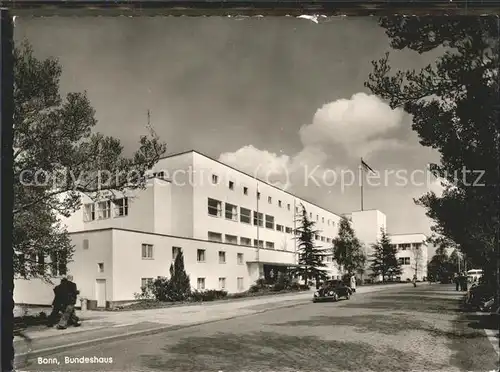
[13,40,167,280]
[168,251,191,301]
[190,290,228,302]
[135,251,191,302]
[369,229,402,281]
[365,17,499,288]
[331,216,367,276]
[291,204,328,284]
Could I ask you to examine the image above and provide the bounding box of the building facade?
[389,233,429,281]
[13,150,425,307]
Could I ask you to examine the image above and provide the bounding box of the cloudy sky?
[16,16,445,237]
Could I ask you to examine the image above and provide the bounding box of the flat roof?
[159,149,344,218]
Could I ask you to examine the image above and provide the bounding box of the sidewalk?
[14,282,411,359]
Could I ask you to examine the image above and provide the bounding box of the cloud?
[218,93,405,191]
[300,92,405,158]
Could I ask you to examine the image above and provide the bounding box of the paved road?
[21,285,499,372]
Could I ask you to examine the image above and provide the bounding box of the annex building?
[14,150,428,308]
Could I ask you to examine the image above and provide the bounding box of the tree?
[292,204,328,285]
[410,243,425,279]
[365,17,499,288]
[168,250,191,301]
[331,216,367,277]
[13,41,167,281]
[369,228,402,282]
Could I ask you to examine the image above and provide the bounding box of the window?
[265,215,275,229]
[322,217,325,223]
[266,241,275,249]
[253,239,264,248]
[237,253,244,265]
[240,237,251,246]
[400,243,410,250]
[276,224,284,232]
[316,215,319,221]
[219,277,226,290]
[197,278,206,290]
[83,239,89,250]
[141,278,153,288]
[212,174,218,184]
[295,206,298,213]
[219,251,226,264]
[84,203,95,222]
[404,257,411,265]
[225,234,238,244]
[257,191,261,200]
[315,234,319,240]
[285,227,292,234]
[268,196,272,204]
[287,204,291,211]
[229,181,234,190]
[253,211,263,227]
[278,200,282,207]
[97,201,111,219]
[326,238,331,243]
[172,246,182,260]
[197,249,206,262]
[208,198,222,217]
[413,243,422,249]
[309,212,312,218]
[321,236,325,242]
[208,231,223,242]
[243,187,248,195]
[237,277,244,291]
[225,202,238,221]
[49,252,67,276]
[240,207,251,224]
[97,262,104,273]
[398,258,404,265]
[141,244,154,259]
[113,198,129,217]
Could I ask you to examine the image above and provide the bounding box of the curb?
[15,283,411,362]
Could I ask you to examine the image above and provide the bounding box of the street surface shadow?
[341,295,461,314]
[140,332,448,372]
[269,314,428,335]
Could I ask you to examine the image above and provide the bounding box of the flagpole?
[256,182,260,263]
[360,157,364,211]
[293,198,297,265]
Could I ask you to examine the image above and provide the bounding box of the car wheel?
[333,293,338,302]
[346,293,350,300]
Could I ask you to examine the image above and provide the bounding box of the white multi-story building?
[389,233,429,281]
[13,150,424,308]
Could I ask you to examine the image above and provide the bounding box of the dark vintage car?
[313,279,352,303]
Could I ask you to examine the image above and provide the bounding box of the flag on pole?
[361,158,376,174]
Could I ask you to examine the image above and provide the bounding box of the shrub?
[190,289,228,302]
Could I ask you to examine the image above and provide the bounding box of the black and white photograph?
[9,15,500,371]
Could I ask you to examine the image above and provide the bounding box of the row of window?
[390,243,423,251]
[142,276,245,291]
[207,198,335,242]
[398,257,411,265]
[15,252,67,277]
[141,244,245,264]
[210,177,336,226]
[83,198,129,222]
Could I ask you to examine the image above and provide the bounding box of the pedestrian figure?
[412,274,417,287]
[350,275,356,293]
[57,275,81,329]
[454,273,459,291]
[47,278,66,327]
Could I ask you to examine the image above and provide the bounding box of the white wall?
[69,230,114,303]
[111,229,296,301]
[14,278,54,306]
[14,229,114,306]
[152,152,195,237]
